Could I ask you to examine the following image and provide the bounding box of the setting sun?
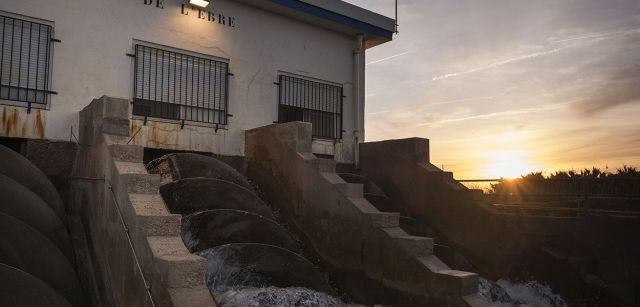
[484,150,536,179]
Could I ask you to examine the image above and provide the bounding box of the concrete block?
[463,293,493,307]
[148,236,207,288]
[349,197,379,214]
[393,235,434,256]
[168,287,217,307]
[436,270,479,296]
[101,96,130,120]
[115,162,160,194]
[129,193,181,236]
[103,118,130,136]
[318,158,336,173]
[417,255,450,272]
[336,182,363,198]
[365,211,399,228]
[109,144,143,163]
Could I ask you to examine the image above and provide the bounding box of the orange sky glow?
[347,0,640,179]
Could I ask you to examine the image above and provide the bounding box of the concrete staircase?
[75,97,215,307]
[245,122,490,306]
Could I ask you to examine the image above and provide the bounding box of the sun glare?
[485,150,535,179]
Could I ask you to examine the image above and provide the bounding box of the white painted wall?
[0,0,359,162]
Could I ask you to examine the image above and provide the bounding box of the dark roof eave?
[233,0,394,48]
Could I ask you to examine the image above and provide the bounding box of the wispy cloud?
[429,47,566,82]
[366,51,410,66]
[414,103,567,127]
[549,28,640,43]
[366,87,516,115]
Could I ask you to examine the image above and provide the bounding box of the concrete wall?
[359,137,640,306]
[72,96,215,306]
[245,122,489,307]
[0,0,361,162]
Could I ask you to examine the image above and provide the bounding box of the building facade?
[0,0,394,162]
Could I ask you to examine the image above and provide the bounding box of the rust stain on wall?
[129,119,225,153]
[2,108,19,136]
[0,106,46,139]
[34,110,45,139]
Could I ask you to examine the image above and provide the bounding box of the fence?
[132,44,229,126]
[277,74,343,140]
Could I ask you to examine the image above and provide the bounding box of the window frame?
[0,11,56,112]
[276,72,344,140]
[131,41,231,128]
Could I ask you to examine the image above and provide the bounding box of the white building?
[0,0,395,162]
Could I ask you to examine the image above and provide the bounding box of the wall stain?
[34,110,45,139]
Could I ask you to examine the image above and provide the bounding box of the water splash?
[479,278,569,307]
[217,287,354,307]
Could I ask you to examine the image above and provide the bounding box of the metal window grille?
[133,44,229,125]
[277,75,343,139]
[0,15,54,109]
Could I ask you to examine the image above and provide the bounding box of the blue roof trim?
[267,0,393,39]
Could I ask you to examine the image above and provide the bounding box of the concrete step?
[168,286,216,307]
[418,255,479,296]
[115,161,160,194]
[321,172,364,198]
[365,211,400,228]
[109,144,144,163]
[147,236,206,288]
[383,227,434,256]
[129,193,181,236]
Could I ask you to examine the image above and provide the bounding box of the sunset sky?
[345,0,640,179]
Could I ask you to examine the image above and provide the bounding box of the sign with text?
[143,0,236,28]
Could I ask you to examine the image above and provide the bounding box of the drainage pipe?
[353,34,365,167]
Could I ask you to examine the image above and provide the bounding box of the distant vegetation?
[490,166,640,196]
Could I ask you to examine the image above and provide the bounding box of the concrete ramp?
[182,210,300,253]
[0,213,82,306]
[0,263,72,307]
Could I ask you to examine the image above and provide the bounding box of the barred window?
[133,44,229,125]
[0,14,53,108]
[277,75,343,139]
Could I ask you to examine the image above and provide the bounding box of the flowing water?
[479,278,569,307]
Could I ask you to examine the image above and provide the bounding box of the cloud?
[576,60,640,115]
[366,51,410,66]
[428,47,567,82]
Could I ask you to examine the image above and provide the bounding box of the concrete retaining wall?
[71,96,215,306]
[359,137,640,306]
[245,122,489,307]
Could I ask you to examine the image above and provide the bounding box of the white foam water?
[216,287,357,307]
[479,278,569,307]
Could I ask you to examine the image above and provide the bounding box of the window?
[277,74,343,140]
[133,44,229,125]
[0,14,54,109]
